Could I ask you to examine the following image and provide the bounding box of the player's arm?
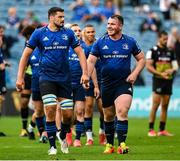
[127,51,145,84]
[16,47,33,91]
[87,54,97,78]
[146,50,169,79]
[74,46,89,87]
[91,68,100,99]
[164,52,179,76]
[171,60,179,72]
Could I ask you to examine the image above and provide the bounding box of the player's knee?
[63,113,73,124]
[76,110,84,118]
[45,107,56,120]
[42,94,57,107]
[20,94,31,107]
[161,103,169,111]
[103,108,115,121]
[104,113,114,122]
[60,99,73,110]
[21,93,31,99]
[116,107,127,115]
[35,108,44,117]
[85,106,93,116]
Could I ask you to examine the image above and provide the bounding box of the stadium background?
[0,0,180,117]
[0,1,180,160]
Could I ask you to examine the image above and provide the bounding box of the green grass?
[0,116,180,160]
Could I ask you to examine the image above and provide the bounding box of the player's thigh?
[39,81,58,119]
[152,92,161,107]
[114,94,132,115]
[85,96,94,108]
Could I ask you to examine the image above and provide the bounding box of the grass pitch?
[0,116,179,160]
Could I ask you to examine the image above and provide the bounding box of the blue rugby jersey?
[28,47,41,92]
[0,49,3,64]
[27,26,80,83]
[28,48,41,79]
[90,34,141,89]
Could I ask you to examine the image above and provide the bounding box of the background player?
[83,24,106,145]
[146,30,179,137]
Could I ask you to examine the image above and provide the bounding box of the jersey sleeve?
[132,39,141,56]
[26,29,40,49]
[0,52,3,64]
[90,40,100,57]
[69,29,80,49]
[146,48,155,60]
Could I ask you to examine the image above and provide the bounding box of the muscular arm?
[91,68,100,99]
[74,46,89,86]
[91,68,98,88]
[127,51,145,84]
[16,47,33,90]
[146,59,161,76]
[134,51,146,75]
[87,54,97,78]
[146,58,169,79]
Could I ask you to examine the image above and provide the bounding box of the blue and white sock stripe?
[60,99,73,110]
[116,124,128,131]
[45,125,57,133]
[76,123,84,132]
[42,94,57,106]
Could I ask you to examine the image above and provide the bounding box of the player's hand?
[81,74,89,89]
[160,72,169,79]
[0,63,5,70]
[126,73,137,85]
[16,78,24,92]
[165,69,174,75]
[94,86,100,99]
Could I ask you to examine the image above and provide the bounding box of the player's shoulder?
[151,45,158,51]
[97,33,109,41]
[62,27,74,34]
[34,26,47,33]
[122,34,137,43]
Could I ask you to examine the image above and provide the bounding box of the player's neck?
[48,23,60,32]
[157,43,166,49]
[109,33,122,41]
[84,39,94,46]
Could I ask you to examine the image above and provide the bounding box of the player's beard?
[54,21,64,29]
[87,36,95,43]
[107,28,119,37]
[161,41,167,48]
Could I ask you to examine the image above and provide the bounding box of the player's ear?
[119,23,123,31]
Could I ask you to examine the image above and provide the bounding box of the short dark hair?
[110,14,124,25]
[158,30,168,38]
[22,25,36,39]
[0,25,5,30]
[70,23,79,28]
[48,7,64,19]
[84,24,94,28]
